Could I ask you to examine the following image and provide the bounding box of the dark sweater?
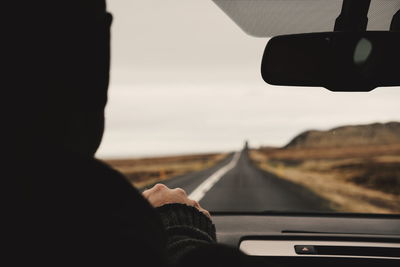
[157,203,217,263]
[6,1,256,265]
[14,154,254,266]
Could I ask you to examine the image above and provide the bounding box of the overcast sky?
[96,0,400,159]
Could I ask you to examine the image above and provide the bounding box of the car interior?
[211,0,400,264]
[103,0,400,265]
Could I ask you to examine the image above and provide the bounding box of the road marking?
[188,151,241,202]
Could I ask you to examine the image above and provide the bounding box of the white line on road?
[188,151,241,202]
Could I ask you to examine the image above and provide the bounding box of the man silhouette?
[6,1,258,266]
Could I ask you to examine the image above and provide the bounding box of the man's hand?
[142,184,211,219]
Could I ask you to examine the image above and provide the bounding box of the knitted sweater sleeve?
[156,203,217,264]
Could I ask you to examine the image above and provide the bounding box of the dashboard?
[212,213,400,266]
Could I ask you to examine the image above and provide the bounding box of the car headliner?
[213,0,400,37]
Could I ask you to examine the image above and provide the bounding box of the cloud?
[97,1,400,158]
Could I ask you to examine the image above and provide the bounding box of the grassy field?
[250,144,400,214]
[104,153,227,189]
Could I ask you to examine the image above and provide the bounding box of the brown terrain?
[251,122,400,214]
[104,153,227,189]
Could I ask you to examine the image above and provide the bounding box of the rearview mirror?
[261,32,400,91]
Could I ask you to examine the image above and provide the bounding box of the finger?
[189,200,201,209]
[153,183,168,191]
[143,183,167,197]
[187,199,210,218]
[142,189,151,198]
[172,187,187,196]
[199,208,211,219]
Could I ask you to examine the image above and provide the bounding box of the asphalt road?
[162,150,331,212]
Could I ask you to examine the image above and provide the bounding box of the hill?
[285,122,400,149]
[251,121,400,214]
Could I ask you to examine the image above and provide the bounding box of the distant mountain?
[285,122,400,149]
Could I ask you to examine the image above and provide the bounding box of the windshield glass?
[97,0,400,214]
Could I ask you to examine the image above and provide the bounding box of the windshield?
[97,0,400,214]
